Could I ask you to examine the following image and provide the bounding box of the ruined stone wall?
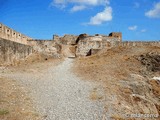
[118,41,160,47]
[101,37,121,50]
[108,32,122,42]
[0,23,32,45]
[0,38,33,65]
[27,40,61,58]
[53,35,60,42]
[53,34,78,45]
[61,35,78,45]
[76,37,103,56]
[76,35,121,57]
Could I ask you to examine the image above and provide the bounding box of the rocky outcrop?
[138,52,160,72]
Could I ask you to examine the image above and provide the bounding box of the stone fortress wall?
[27,40,62,58]
[118,41,160,47]
[75,33,122,56]
[0,23,32,45]
[29,38,160,58]
[0,23,33,65]
[0,22,160,65]
[0,38,33,65]
[53,34,78,45]
[52,33,123,57]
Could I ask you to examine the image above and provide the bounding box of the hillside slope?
[73,46,160,119]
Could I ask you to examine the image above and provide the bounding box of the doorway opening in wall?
[86,49,92,56]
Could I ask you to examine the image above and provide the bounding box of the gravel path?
[1,58,108,120]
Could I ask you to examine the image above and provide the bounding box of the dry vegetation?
[1,53,63,73]
[0,77,41,120]
[73,46,160,119]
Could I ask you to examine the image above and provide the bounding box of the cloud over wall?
[51,0,112,25]
[88,6,112,25]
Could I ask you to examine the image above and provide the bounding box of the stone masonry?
[0,22,160,65]
[0,23,33,65]
[75,33,122,57]
[0,23,32,45]
[0,38,33,65]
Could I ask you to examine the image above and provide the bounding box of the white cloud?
[145,2,160,18]
[50,0,66,9]
[88,6,112,25]
[51,0,110,10]
[70,5,86,12]
[128,25,137,31]
[69,0,109,6]
[54,0,65,4]
[51,0,112,25]
[52,0,110,7]
[141,29,147,33]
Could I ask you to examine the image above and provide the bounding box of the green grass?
[0,109,9,115]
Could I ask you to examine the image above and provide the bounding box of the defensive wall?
[53,34,78,45]
[0,22,159,64]
[0,23,33,65]
[27,39,61,58]
[0,23,32,45]
[75,33,122,57]
[0,38,33,65]
[118,41,160,47]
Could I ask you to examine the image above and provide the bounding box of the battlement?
[118,41,160,47]
[0,23,159,59]
[0,23,32,44]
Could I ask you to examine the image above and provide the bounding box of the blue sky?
[0,0,160,40]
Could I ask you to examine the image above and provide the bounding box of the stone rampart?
[0,38,33,65]
[76,34,121,57]
[27,40,61,58]
[53,34,78,45]
[0,23,32,44]
[118,41,160,47]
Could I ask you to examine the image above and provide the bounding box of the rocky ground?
[0,77,41,120]
[0,53,62,120]
[0,55,108,120]
[73,45,160,120]
[0,46,160,120]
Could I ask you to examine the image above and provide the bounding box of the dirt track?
[1,58,109,120]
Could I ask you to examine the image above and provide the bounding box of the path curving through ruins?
[1,58,107,120]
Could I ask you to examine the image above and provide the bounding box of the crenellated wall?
[118,41,160,47]
[0,23,34,65]
[76,39,160,57]
[0,23,32,45]
[0,23,159,59]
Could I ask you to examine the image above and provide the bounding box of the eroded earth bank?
[73,45,160,120]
